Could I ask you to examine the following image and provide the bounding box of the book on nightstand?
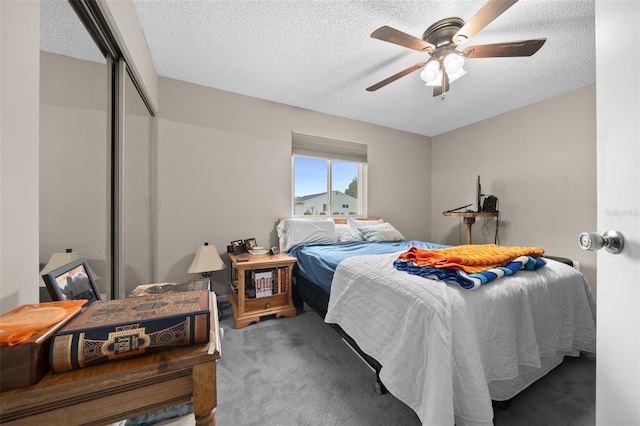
[49,290,210,373]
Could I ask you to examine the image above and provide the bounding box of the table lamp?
[188,243,226,290]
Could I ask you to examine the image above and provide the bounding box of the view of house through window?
[293,156,362,216]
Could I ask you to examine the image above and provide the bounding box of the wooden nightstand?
[228,252,297,329]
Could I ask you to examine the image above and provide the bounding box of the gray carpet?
[215,300,595,426]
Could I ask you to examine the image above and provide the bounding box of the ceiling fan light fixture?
[425,70,443,87]
[425,67,466,87]
[444,53,464,74]
[447,67,466,83]
[420,60,440,83]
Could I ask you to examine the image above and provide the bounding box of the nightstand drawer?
[244,292,289,311]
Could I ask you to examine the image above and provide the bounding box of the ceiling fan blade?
[371,26,435,52]
[463,38,546,58]
[366,62,427,92]
[453,0,519,44]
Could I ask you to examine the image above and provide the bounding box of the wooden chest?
[0,304,82,391]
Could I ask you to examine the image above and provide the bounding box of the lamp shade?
[39,249,99,287]
[188,243,226,274]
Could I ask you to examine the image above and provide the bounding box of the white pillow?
[347,218,384,241]
[335,224,354,242]
[276,219,337,252]
[358,222,405,242]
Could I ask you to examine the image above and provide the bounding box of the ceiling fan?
[366,0,546,98]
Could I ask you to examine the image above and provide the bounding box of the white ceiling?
[41,0,596,137]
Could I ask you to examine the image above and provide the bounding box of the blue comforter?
[288,240,448,294]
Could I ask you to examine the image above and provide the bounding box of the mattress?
[289,240,447,294]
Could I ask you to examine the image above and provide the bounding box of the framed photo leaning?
[231,239,246,255]
[42,257,101,307]
[243,238,257,250]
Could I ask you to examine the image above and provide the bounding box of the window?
[292,133,367,217]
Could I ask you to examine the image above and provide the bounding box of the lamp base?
[201,274,212,291]
[200,273,222,320]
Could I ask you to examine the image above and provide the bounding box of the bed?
[277,218,596,426]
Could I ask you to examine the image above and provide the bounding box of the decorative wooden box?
[0,303,83,391]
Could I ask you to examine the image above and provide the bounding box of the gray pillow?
[358,222,405,242]
[348,218,384,241]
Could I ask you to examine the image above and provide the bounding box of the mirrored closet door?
[122,69,154,296]
[40,0,155,300]
[39,0,111,299]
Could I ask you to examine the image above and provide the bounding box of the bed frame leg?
[492,399,512,410]
[374,375,388,395]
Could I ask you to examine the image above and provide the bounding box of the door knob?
[579,230,625,254]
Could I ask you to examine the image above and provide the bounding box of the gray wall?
[155,78,596,296]
[155,77,432,295]
[431,85,597,293]
[1,1,41,313]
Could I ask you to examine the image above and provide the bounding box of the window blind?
[292,132,368,163]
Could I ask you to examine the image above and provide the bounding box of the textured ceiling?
[41,0,596,137]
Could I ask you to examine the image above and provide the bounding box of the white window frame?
[291,132,368,218]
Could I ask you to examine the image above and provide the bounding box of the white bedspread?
[324,253,596,426]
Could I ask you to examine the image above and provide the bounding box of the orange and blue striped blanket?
[394,244,546,290]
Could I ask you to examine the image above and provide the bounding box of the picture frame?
[231,239,246,255]
[243,238,257,250]
[42,257,101,307]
